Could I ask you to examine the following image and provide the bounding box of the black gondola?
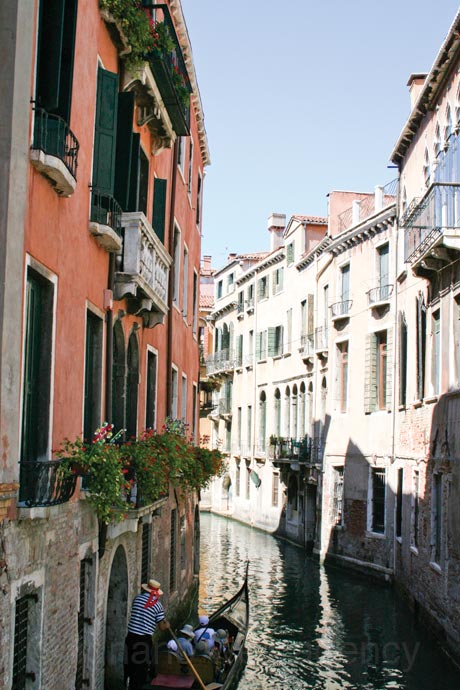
[150,564,249,690]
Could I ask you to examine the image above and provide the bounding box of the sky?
[181,0,460,269]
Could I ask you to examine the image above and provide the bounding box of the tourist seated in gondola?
[176,624,195,657]
[193,614,216,652]
[194,639,212,659]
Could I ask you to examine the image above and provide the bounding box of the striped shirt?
[127,592,166,635]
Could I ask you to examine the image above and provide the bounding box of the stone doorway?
[105,545,129,690]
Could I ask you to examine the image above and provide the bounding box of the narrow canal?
[198,512,460,690]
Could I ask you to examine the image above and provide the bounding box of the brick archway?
[105,545,129,690]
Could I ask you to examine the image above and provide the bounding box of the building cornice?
[296,236,332,271]
[328,205,396,256]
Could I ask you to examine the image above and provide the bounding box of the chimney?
[407,73,427,110]
[202,255,212,270]
[267,213,286,252]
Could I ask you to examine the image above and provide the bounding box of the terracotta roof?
[200,294,214,308]
[292,214,328,225]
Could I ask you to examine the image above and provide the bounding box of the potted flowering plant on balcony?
[57,423,128,524]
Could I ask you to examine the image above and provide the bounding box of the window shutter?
[267,327,276,357]
[92,68,119,196]
[21,277,42,462]
[114,92,135,210]
[153,178,167,243]
[279,268,284,291]
[128,132,141,211]
[58,0,78,121]
[364,334,378,413]
[399,313,408,406]
[35,0,65,111]
[307,294,314,336]
[256,332,261,360]
[386,328,393,410]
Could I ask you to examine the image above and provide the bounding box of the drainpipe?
[105,253,115,424]
[166,138,180,417]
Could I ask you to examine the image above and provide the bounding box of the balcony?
[330,300,352,322]
[206,348,235,376]
[403,182,460,274]
[30,105,79,196]
[19,459,78,507]
[218,399,233,417]
[146,6,192,136]
[269,437,323,467]
[89,188,123,252]
[314,326,328,354]
[115,212,171,327]
[367,284,393,307]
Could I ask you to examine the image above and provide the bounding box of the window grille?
[333,467,344,525]
[371,468,386,534]
[76,560,90,689]
[12,595,36,690]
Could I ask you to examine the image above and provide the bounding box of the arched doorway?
[105,545,129,690]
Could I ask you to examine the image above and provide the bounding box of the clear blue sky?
[181,0,460,267]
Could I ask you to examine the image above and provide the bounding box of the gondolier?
[125,578,170,690]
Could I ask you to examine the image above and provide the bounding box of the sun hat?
[141,578,163,596]
[214,628,228,643]
[179,623,195,639]
[199,614,209,626]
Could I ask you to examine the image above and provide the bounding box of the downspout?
[166,138,180,417]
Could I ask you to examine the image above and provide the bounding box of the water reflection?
[199,513,460,690]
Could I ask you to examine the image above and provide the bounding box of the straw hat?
[141,578,163,596]
[179,623,195,639]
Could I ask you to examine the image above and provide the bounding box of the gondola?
[150,563,249,690]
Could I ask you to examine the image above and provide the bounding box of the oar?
[169,628,210,690]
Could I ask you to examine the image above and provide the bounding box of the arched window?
[126,331,139,439]
[423,147,431,187]
[299,382,306,438]
[284,386,291,437]
[291,385,298,439]
[222,323,229,352]
[434,124,442,157]
[258,390,267,450]
[112,320,126,433]
[445,104,452,142]
[307,381,313,437]
[274,388,281,436]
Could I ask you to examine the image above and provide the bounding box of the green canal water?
[198,512,460,690]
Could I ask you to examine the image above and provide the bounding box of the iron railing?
[337,179,397,233]
[90,188,123,237]
[367,284,393,304]
[206,348,235,375]
[301,334,315,357]
[19,459,78,507]
[314,326,328,351]
[403,183,460,263]
[330,300,352,318]
[268,436,324,465]
[32,105,79,179]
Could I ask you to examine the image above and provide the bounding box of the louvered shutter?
[255,332,261,361]
[128,132,141,211]
[307,294,314,338]
[114,92,135,210]
[92,68,118,196]
[364,333,378,413]
[386,328,393,410]
[267,327,276,357]
[152,178,167,243]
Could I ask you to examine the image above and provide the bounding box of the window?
[225,421,232,453]
[432,473,442,565]
[237,291,244,314]
[423,147,431,187]
[273,267,284,294]
[182,246,188,317]
[247,284,254,309]
[196,172,203,226]
[21,267,54,464]
[287,242,294,264]
[236,461,241,497]
[34,0,78,125]
[84,311,103,442]
[173,226,181,305]
[177,136,185,175]
[245,461,251,499]
[299,383,306,438]
[256,330,267,360]
[152,178,167,243]
[323,284,329,326]
[216,280,223,299]
[396,468,403,539]
[284,387,291,437]
[416,294,427,400]
[336,341,349,413]
[258,391,267,451]
[445,104,452,142]
[247,406,252,450]
[399,313,408,407]
[227,273,234,293]
[126,332,139,439]
[300,299,307,338]
[411,469,420,548]
[339,264,350,302]
[268,326,283,357]
[112,321,126,433]
[170,509,177,590]
[432,309,441,395]
[237,407,242,450]
[192,383,197,441]
[138,148,149,215]
[286,308,292,354]
[13,592,39,690]
[272,473,280,507]
[192,271,198,335]
[187,140,193,195]
[332,467,344,525]
[257,276,268,300]
[377,243,390,297]
[291,386,298,439]
[181,374,187,423]
[171,367,178,418]
[236,334,243,367]
[365,330,392,413]
[180,515,186,570]
[369,467,386,534]
[274,389,281,436]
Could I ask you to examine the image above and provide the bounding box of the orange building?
[0,1,209,687]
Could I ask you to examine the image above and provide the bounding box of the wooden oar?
[169,628,212,690]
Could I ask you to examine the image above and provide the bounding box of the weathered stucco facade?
[0,1,209,688]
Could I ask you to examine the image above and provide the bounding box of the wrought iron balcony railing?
[314,326,328,351]
[367,284,393,305]
[19,459,78,507]
[90,188,123,237]
[337,179,397,233]
[330,300,352,319]
[300,334,315,359]
[206,348,235,375]
[144,4,192,136]
[32,105,79,179]
[403,183,460,264]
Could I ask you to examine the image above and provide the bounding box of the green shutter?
[152,177,167,244]
[268,327,276,357]
[364,333,378,414]
[92,68,119,196]
[307,294,314,337]
[386,328,393,410]
[21,277,42,461]
[114,92,135,210]
[128,133,141,211]
[35,0,65,111]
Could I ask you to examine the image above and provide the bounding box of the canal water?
[198,512,460,690]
